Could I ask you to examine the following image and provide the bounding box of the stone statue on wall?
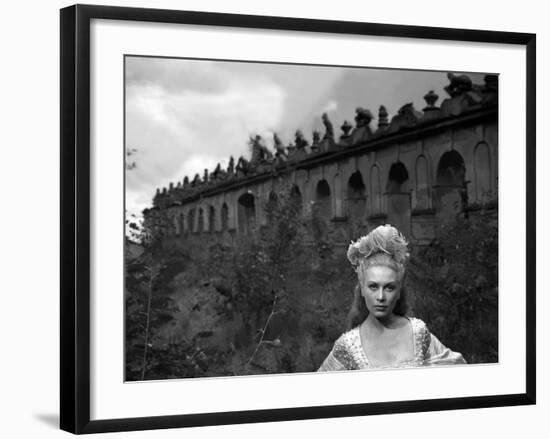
[312,130,320,146]
[423,90,439,110]
[236,156,250,176]
[444,73,473,97]
[227,156,235,175]
[340,120,353,138]
[273,133,286,158]
[388,103,423,132]
[211,163,227,182]
[322,112,334,140]
[250,135,273,165]
[355,107,373,128]
[295,130,309,149]
[378,105,389,130]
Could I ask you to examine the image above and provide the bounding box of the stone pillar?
[333,173,343,217]
[228,194,237,231]
[203,204,210,233]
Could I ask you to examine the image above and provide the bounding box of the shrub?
[408,217,498,363]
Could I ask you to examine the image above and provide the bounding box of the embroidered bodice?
[318,317,465,371]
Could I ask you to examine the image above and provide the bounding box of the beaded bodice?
[331,317,431,370]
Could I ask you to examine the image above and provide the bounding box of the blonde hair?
[345,224,410,328]
[347,224,409,279]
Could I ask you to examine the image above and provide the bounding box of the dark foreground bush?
[407,217,498,363]
[125,199,498,380]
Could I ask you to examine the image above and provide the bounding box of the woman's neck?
[364,313,405,331]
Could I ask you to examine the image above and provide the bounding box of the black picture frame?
[60,3,536,434]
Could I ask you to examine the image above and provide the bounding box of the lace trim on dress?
[332,334,360,369]
[338,317,431,369]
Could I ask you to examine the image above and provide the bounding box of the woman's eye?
[368,284,377,290]
[385,286,395,292]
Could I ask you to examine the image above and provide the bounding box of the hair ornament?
[347,224,410,269]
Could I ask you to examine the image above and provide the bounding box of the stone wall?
[144,73,498,246]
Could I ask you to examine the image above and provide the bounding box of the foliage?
[408,216,498,363]
[308,203,333,260]
[124,183,312,378]
[207,184,308,373]
[124,177,499,380]
[125,239,202,380]
[125,147,138,171]
[123,145,203,380]
[125,212,143,244]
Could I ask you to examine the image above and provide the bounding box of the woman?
[318,224,465,371]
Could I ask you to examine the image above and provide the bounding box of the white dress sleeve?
[424,333,467,366]
[318,350,347,372]
[317,330,360,371]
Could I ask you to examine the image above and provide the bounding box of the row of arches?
[167,185,304,237]
[159,144,493,238]
[172,203,230,236]
[311,149,471,216]
[310,145,491,237]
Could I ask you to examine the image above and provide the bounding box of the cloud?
[322,100,339,113]
[124,57,490,218]
[125,59,287,215]
[126,57,227,95]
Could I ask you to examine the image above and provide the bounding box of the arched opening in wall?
[238,193,256,235]
[387,162,409,193]
[370,165,382,213]
[221,203,229,231]
[179,213,185,235]
[290,184,303,213]
[198,208,205,233]
[173,215,180,236]
[333,174,344,217]
[436,150,466,186]
[313,180,332,240]
[474,142,492,203]
[315,180,332,219]
[208,205,215,232]
[266,191,278,219]
[386,162,411,237]
[435,150,467,218]
[415,155,430,210]
[347,171,366,229]
[187,209,196,233]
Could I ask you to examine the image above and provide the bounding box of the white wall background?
[0,0,546,438]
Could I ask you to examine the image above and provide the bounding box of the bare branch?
[244,295,278,371]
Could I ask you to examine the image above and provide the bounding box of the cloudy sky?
[125,56,486,218]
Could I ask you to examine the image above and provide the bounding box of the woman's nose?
[375,288,385,301]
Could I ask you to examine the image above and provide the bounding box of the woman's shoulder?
[318,327,362,372]
[407,317,432,358]
[408,316,429,332]
[333,326,361,349]
[330,327,363,369]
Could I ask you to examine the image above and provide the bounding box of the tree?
[125,239,203,380]
[408,216,498,363]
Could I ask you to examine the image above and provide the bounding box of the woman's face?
[359,265,402,321]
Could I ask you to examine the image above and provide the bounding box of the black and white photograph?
[124,57,499,381]
[0,0,545,436]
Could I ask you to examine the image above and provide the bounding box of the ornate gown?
[318,317,466,371]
